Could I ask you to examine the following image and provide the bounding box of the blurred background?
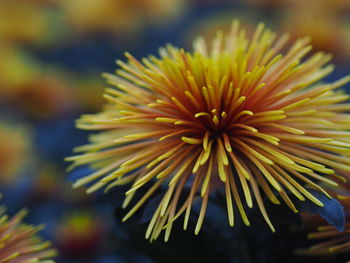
[0,0,349,262]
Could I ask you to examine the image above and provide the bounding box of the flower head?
[0,45,75,119]
[0,0,51,45]
[280,1,350,63]
[0,122,32,184]
[60,0,187,35]
[67,21,350,241]
[55,211,105,258]
[0,206,57,262]
[298,185,350,257]
[300,223,350,257]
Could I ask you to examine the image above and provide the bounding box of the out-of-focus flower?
[0,205,57,262]
[67,21,350,241]
[0,0,55,46]
[0,45,76,119]
[247,0,283,8]
[59,0,188,35]
[55,211,105,258]
[70,76,105,112]
[285,0,350,11]
[247,0,350,64]
[0,45,40,90]
[0,122,33,185]
[7,75,75,119]
[279,3,350,63]
[32,164,89,203]
[249,0,350,10]
[301,223,350,257]
[298,184,350,257]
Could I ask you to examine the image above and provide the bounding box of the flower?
[300,223,350,257]
[67,21,350,241]
[0,206,57,262]
[0,0,52,45]
[298,185,350,257]
[59,0,188,35]
[55,211,106,258]
[0,45,75,119]
[279,1,350,63]
[0,122,33,184]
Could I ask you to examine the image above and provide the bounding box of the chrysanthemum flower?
[60,0,187,35]
[0,122,32,184]
[298,186,350,257]
[301,223,350,257]
[0,0,51,45]
[249,0,350,10]
[280,2,350,63]
[55,211,105,257]
[0,206,57,262]
[67,21,350,241]
[0,45,75,119]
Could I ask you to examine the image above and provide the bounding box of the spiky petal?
[0,207,57,262]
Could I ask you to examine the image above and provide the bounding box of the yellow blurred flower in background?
[60,0,189,35]
[0,122,33,185]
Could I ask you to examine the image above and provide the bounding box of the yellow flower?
[0,1,51,45]
[60,0,188,34]
[67,21,350,241]
[300,223,350,257]
[0,207,57,262]
[0,122,32,185]
[298,187,350,257]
